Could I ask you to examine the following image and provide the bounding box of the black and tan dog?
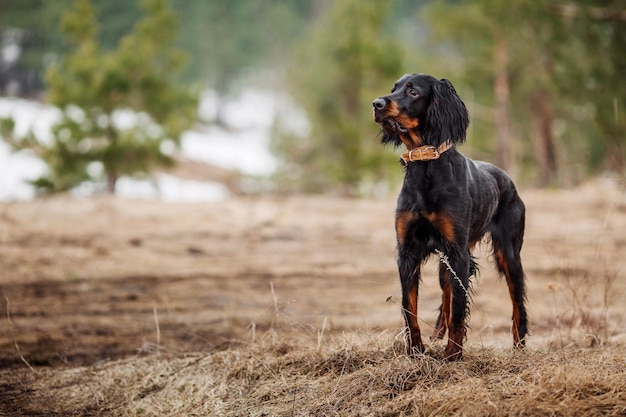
[373,74,527,360]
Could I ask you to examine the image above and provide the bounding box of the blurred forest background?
[0,0,624,195]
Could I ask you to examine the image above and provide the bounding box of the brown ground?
[0,181,625,415]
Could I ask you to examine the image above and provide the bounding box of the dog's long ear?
[422,78,469,146]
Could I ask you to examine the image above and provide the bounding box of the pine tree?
[424,0,626,184]
[272,0,403,194]
[10,0,198,193]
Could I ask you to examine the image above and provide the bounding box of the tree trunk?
[106,118,119,194]
[603,98,625,173]
[529,42,558,186]
[532,91,558,186]
[493,33,511,172]
[604,142,624,173]
[106,172,118,194]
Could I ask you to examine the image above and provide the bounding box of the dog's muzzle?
[372,98,407,133]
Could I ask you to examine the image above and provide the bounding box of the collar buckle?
[400,141,451,165]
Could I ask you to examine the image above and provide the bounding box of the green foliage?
[0,117,15,138]
[170,0,310,95]
[1,0,309,97]
[3,0,624,193]
[424,0,626,184]
[272,0,404,194]
[0,0,144,95]
[553,1,626,174]
[10,0,198,193]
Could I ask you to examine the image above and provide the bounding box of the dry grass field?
[0,180,625,416]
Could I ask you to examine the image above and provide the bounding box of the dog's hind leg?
[491,194,528,347]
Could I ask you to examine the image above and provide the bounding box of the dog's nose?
[372,98,386,110]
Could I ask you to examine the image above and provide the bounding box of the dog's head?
[372,74,469,148]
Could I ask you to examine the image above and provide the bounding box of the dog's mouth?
[373,101,413,134]
[377,117,408,134]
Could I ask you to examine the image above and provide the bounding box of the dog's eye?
[408,89,418,97]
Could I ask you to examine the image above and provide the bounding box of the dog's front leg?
[395,211,424,355]
[398,253,424,355]
[443,249,470,361]
[431,264,452,341]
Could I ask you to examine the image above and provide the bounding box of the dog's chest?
[397,172,462,214]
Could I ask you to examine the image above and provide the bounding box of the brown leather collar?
[400,141,453,166]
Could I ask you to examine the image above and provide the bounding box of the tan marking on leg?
[395,211,416,245]
[406,283,424,354]
[431,274,451,341]
[495,248,523,347]
[407,287,418,327]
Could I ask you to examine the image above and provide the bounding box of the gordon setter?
[372,74,527,360]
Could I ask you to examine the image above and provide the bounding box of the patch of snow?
[0,89,299,202]
[0,140,47,201]
[117,174,231,202]
[181,127,276,176]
